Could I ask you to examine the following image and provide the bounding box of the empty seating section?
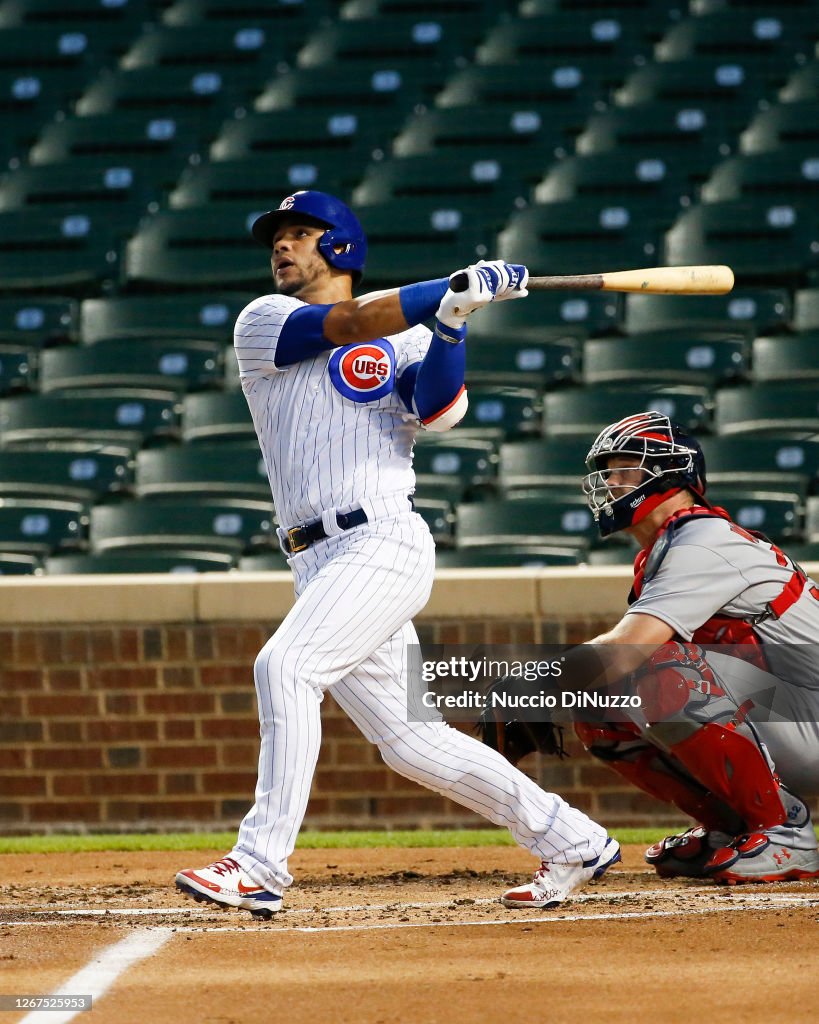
[1,0,819,570]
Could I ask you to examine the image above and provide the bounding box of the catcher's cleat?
[705,832,819,885]
[645,825,732,879]
[501,837,621,909]
[175,856,283,920]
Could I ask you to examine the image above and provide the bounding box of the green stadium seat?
[707,485,803,542]
[0,444,134,501]
[162,0,324,30]
[715,384,819,435]
[182,391,254,443]
[298,15,485,68]
[752,334,819,382]
[0,0,151,29]
[239,549,290,571]
[740,101,819,153]
[122,23,295,71]
[344,0,506,16]
[123,206,272,290]
[90,498,274,554]
[468,290,618,339]
[0,550,40,573]
[0,67,95,161]
[412,436,498,498]
[358,198,487,286]
[624,288,792,334]
[0,497,86,555]
[39,339,224,393]
[699,435,819,492]
[793,287,819,331]
[534,152,697,209]
[805,499,819,542]
[411,476,464,506]
[497,200,662,278]
[690,0,817,11]
[779,60,819,102]
[456,492,598,548]
[456,385,542,440]
[615,56,791,107]
[435,544,586,568]
[520,0,680,13]
[544,386,712,436]
[392,106,568,160]
[79,293,255,344]
[135,443,268,499]
[411,496,455,546]
[0,390,180,447]
[583,332,749,387]
[786,540,819,564]
[439,58,630,108]
[466,337,580,388]
[498,436,591,491]
[478,13,664,63]
[664,201,819,281]
[0,345,34,395]
[586,544,638,566]
[0,26,97,72]
[210,109,397,164]
[0,162,160,235]
[170,158,354,209]
[655,10,813,62]
[0,209,118,293]
[701,149,819,203]
[46,549,237,574]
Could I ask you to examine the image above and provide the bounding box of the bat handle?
[449,271,468,292]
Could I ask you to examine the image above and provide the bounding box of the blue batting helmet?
[251,190,367,279]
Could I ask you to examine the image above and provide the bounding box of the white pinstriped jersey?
[234,293,431,529]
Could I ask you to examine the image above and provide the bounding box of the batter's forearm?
[323,279,449,345]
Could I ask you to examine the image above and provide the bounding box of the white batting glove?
[487,260,529,302]
[435,264,496,331]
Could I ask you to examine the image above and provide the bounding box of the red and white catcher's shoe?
[645,826,733,879]
[705,833,819,885]
[501,838,621,910]
[175,856,282,920]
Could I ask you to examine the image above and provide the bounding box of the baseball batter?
[565,411,819,883]
[175,190,619,918]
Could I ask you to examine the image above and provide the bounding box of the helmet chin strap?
[629,486,684,526]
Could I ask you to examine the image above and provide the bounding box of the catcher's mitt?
[477,695,567,766]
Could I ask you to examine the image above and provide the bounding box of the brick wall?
[1,613,689,834]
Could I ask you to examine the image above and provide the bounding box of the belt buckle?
[287,526,308,554]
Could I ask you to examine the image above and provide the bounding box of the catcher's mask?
[583,411,707,538]
[251,190,367,283]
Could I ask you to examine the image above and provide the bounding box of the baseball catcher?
[481,411,819,884]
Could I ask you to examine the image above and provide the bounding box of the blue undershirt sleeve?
[274,303,335,367]
[400,330,467,431]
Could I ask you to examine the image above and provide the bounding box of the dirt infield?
[2,845,819,1024]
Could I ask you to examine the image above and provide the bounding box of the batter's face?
[603,456,646,499]
[271,221,331,297]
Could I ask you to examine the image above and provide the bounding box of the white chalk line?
[16,927,172,1024]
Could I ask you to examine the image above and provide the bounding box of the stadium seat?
[792,287,819,331]
[135,443,269,499]
[804,499,819,542]
[90,498,274,554]
[0,390,180,447]
[534,152,697,209]
[467,290,619,339]
[520,0,683,13]
[170,157,354,210]
[0,345,33,395]
[478,12,664,63]
[0,26,99,73]
[583,332,749,386]
[624,288,792,335]
[498,436,591,491]
[0,551,40,574]
[412,496,455,546]
[740,101,819,153]
[544,385,712,436]
[0,0,151,30]
[699,435,819,492]
[46,549,237,574]
[0,444,134,501]
[123,206,273,290]
[465,337,580,388]
[586,544,639,566]
[0,497,87,555]
[456,492,598,548]
[122,23,298,72]
[497,200,662,277]
[162,0,323,29]
[435,545,586,568]
[0,209,118,293]
[655,10,813,62]
[455,385,542,440]
[412,436,498,500]
[752,334,819,382]
[182,391,254,444]
[706,485,803,542]
[701,149,819,203]
[39,340,224,393]
[0,67,94,163]
[786,540,819,564]
[239,549,290,572]
[779,60,819,102]
[615,56,791,108]
[79,293,255,344]
[0,296,77,348]
[664,201,819,281]
[343,0,507,16]
[715,384,819,435]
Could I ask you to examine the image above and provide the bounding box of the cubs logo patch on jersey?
[328,340,396,403]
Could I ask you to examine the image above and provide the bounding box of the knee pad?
[635,642,726,723]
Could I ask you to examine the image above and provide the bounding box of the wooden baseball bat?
[450,264,734,298]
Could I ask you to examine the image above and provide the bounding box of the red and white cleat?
[705,833,819,885]
[501,838,621,910]
[175,856,282,920]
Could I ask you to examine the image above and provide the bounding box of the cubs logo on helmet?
[329,340,395,403]
[278,196,295,210]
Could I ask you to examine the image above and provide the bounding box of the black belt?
[282,507,369,555]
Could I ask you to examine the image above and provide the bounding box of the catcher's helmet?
[251,190,367,280]
[583,411,707,537]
